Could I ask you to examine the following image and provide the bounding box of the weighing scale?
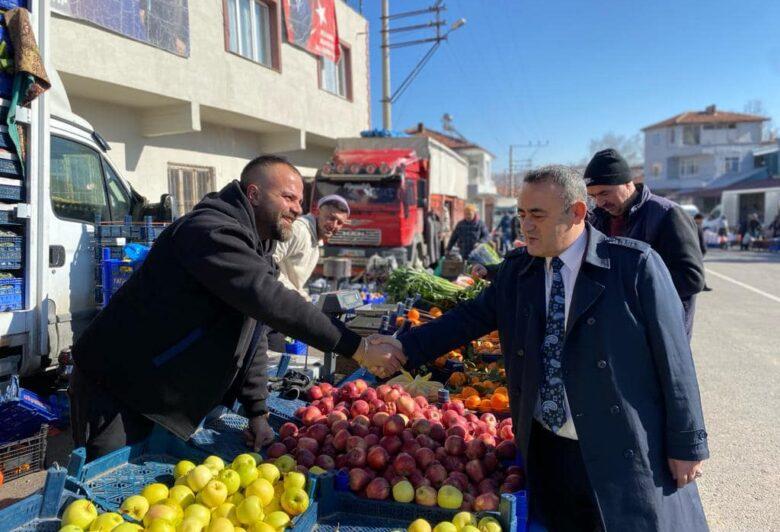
[316,289,366,378]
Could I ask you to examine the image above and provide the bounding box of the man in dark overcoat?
[376,165,710,531]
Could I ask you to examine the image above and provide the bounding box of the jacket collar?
[627,183,652,218]
[517,223,610,277]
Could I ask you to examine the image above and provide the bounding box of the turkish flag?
[283,0,340,62]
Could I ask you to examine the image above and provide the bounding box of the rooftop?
[642,105,768,131]
[405,123,493,156]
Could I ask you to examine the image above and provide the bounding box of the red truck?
[312,136,469,270]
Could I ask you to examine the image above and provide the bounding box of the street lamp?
[448,18,466,34]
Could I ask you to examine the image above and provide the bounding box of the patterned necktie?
[540,256,567,433]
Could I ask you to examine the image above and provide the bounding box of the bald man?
[70,155,405,459]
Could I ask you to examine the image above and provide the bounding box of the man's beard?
[271,215,294,241]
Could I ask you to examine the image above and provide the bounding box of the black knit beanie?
[583,149,632,186]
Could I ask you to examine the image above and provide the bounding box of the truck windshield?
[315,180,399,206]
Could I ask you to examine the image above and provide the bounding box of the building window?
[679,159,698,177]
[226,0,277,68]
[651,163,661,177]
[683,125,700,145]
[668,128,675,144]
[725,157,739,173]
[320,44,352,99]
[653,133,660,146]
[168,165,216,214]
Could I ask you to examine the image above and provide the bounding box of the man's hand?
[244,415,275,452]
[668,458,704,488]
[353,335,406,379]
[471,264,488,279]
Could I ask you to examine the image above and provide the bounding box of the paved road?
[693,249,780,531]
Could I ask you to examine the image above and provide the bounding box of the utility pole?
[381,0,392,130]
[380,1,466,131]
[508,141,550,197]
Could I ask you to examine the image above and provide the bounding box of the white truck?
[0,4,172,379]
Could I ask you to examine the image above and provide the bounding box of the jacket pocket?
[152,327,205,367]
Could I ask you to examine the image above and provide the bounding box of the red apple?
[296,448,316,468]
[393,452,417,476]
[333,429,351,451]
[460,493,475,511]
[447,425,468,439]
[401,429,416,443]
[425,463,447,487]
[349,468,372,492]
[415,447,436,470]
[380,435,402,456]
[478,478,497,495]
[282,436,297,452]
[346,447,367,468]
[397,394,417,417]
[308,385,323,400]
[430,423,447,442]
[425,408,442,422]
[279,422,299,440]
[401,440,421,456]
[444,476,465,492]
[499,425,514,441]
[465,459,486,482]
[496,440,517,460]
[346,435,368,452]
[474,492,500,511]
[332,419,350,434]
[350,421,370,438]
[308,423,330,444]
[351,400,370,418]
[302,406,322,426]
[448,471,470,490]
[364,433,380,448]
[445,435,466,456]
[372,412,390,428]
[386,389,401,404]
[361,388,378,402]
[297,437,319,455]
[316,454,336,470]
[506,466,523,477]
[414,396,429,409]
[320,382,334,396]
[441,455,465,473]
[327,411,348,428]
[411,419,431,436]
[383,415,406,437]
[478,434,498,448]
[353,379,369,394]
[434,447,448,462]
[365,478,390,500]
[416,434,436,450]
[366,445,390,471]
[266,442,287,458]
[483,453,499,473]
[503,473,524,491]
[465,439,487,461]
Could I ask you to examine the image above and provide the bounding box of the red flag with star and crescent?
[283,0,340,62]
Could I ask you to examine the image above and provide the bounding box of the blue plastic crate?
[0,467,83,532]
[0,276,22,310]
[285,339,308,355]
[0,234,22,263]
[339,366,377,386]
[315,472,528,532]
[0,0,27,12]
[0,183,22,202]
[0,209,19,225]
[0,376,57,444]
[99,256,140,308]
[266,392,307,431]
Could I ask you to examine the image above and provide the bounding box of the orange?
[465,395,482,409]
[461,386,479,398]
[395,316,405,328]
[429,307,442,318]
[491,394,509,410]
[495,386,508,396]
[479,398,492,411]
[407,308,420,321]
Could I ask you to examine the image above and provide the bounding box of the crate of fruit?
[0,467,86,532]
[0,375,58,444]
[0,230,22,269]
[0,425,48,485]
[0,274,22,311]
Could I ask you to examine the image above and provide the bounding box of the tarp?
[282,0,339,62]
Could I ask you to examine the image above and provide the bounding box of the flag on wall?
[282,0,340,62]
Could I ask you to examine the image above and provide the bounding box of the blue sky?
[347,0,780,170]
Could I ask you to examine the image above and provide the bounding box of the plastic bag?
[123,243,151,262]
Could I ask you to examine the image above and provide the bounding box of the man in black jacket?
[584,149,705,338]
[446,204,490,261]
[70,155,404,459]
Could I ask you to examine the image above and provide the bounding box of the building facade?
[51,0,370,212]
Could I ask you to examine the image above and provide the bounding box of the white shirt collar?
[545,229,587,272]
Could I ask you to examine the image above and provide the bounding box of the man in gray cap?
[584,149,704,338]
[273,194,350,300]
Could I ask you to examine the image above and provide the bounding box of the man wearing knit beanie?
[584,149,705,339]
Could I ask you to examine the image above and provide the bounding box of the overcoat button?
[624,449,634,459]
[517,349,524,357]
[586,317,596,325]
[597,360,607,369]
[610,405,620,415]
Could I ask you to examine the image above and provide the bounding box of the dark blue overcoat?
[400,224,709,531]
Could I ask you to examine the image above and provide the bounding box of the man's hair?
[240,155,301,187]
[319,199,350,214]
[523,165,587,211]
[694,213,704,220]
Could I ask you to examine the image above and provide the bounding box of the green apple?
[143,503,181,528]
[88,512,124,531]
[236,495,265,526]
[184,503,212,526]
[408,518,433,532]
[217,469,242,495]
[308,466,327,476]
[255,463,280,485]
[453,511,477,530]
[392,480,414,503]
[200,480,229,508]
[264,510,290,530]
[477,516,502,532]
[145,519,177,532]
[119,494,150,521]
[231,454,257,470]
[280,487,309,516]
[141,483,170,505]
[112,524,144,532]
[207,516,235,532]
[174,460,197,479]
[247,453,263,465]
[169,485,196,508]
[179,517,207,532]
[437,485,463,510]
[61,499,98,529]
[58,526,84,532]
[188,465,215,492]
[246,478,275,507]
[234,463,259,489]
[228,492,245,506]
[283,471,306,491]
[212,502,239,525]
[272,455,296,475]
[433,523,457,532]
[204,455,226,474]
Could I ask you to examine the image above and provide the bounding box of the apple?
[273,454,297,474]
[430,423,447,442]
[281,487,310,515]
[425,463,448,487]
[346,435,367,452]
[478,434,498,448]
[278,422,299,440]
[447,425,467,440]
[327,411,348,428]
[301,406,322,426]
[465,439,487,461]
[365,477,391,500]
[120,494,150,521]
[206,516,235,532]
[211,502,236,521]
[228,492,244,506]
[393,452,417,476]
[496,440,517,460]
[346,447,367,468]
[265,442,287,459]
[169,485,196,508]
[333,429,351,451]
[210,470,239,496]
[308,423,330,445]
[349,467,372,491]
[140,482,170,505]
[392,479,415,503]
[461,493,475,512]
[295,449,316,468]
[204,456,225,473]
[408,518,433,532]
[478,479,497,495]
[445,436,466,456]
[397,394,417,417]
[432,523,457,532]
[60,500,98,530]
[112,523,144,532]
[264,510,291,530]
[482,453,499,474]
[308,385,323,400]
[402,440,421,456]
[234,463,259,489]
[320,441,338,457]
[474,492,499,511]
[283,470,306,491]
[178,517,205,532]
[183,503,212,526]
[175,460,197,479]
[379,435,402,455]
[145,519,176,532]
[383,415,406,436]
[316,454,336,470]
[415,447,436,470]
[246,478,275,506]
[350,400,370,418]
[501,473,524,492]
[465,460,486,483]
[453,511,477,530]
[199,480,228,508]
[437,485,464,509]
[478,516,502,532]
[415,396,429,408]
[415,485,437,506]
[350,419,371,438]
[143,504,181,527]
[372,411,390,428]
[499,425,514,441]
[231,454,257,470]
[366,445,390,470]
[411,419,431,436]
[235,495,264,525]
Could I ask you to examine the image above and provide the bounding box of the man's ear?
[246,183,261,206]
[571,200,588,223]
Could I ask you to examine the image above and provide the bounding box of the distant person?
[446,204,489,261]
[584,149,704,339]
[495,212,516,254]
[694,213,712,292]
[769,212,780,239]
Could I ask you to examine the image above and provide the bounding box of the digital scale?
[316,289,366,378]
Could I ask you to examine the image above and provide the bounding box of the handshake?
[353,335,407,379]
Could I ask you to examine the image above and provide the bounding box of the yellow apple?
[392,480,414,503]
[433,523,457,532]
[204,455,226,474]
[280,487,309,516]
[263,496,281,514]
[141,483,170,506]
[283,472,306,491]
[408,518,432,532]
[453,511,477,530]
[236,495,265,525]
[231,454,257,470]
[308,466,327,476]
[174,460,197,479]
[247,453,263,465]
[143,503,181,528]
[200,480,229,508]
[217,469,242,495]
[119,494,150,521]
[158,499,184,524]
[179,517,207,532]
[256,463,280,485]
[245,478,275,507]
[176,475,191,487]
[207,516,235,532]
[477,516,502,532]
[437,485,463,510]
[228,492,245,506]
[272,455,296,474]
[88,512,124,531]
[184,503,212,526]
[212,502,239,526]
[112,523,144,532]
[248,523,276,532]
[264,510,290,530]
[61,499,98,529]
[188,465,215,493]
[169,485,196,508]
[145,519,176,532]
[234,463,260,489]
[462,526,480,532]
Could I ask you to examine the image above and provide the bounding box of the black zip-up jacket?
[73,181,361,439]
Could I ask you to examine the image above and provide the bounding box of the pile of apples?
[268,380,523,512]
[57,453,311,532]
[407,511,503,532]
